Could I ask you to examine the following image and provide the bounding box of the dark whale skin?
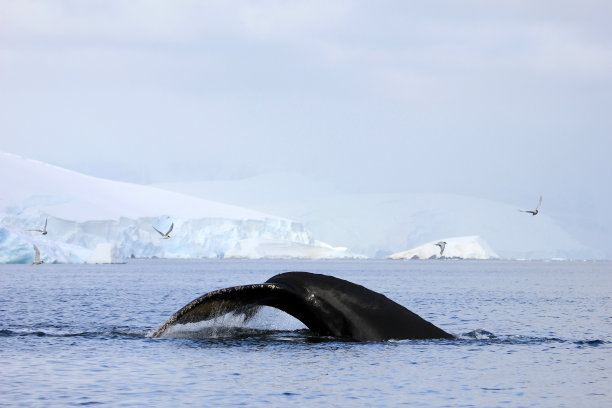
[151,272,453,341]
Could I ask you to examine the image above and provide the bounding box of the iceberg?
[389,236,498,260]
[0,153,357,263]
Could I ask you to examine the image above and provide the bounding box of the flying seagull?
[26,218,48,235]
[520,195,543,216]
[153,223,174,239]
[434,241,447,256]
[32,244,44,265]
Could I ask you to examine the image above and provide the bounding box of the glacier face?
[0,212,329,263]
[0,153,354,263]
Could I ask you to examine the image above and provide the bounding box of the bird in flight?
[520,195,543,216]
[153,223,174,239]
[32,244,44,264]
[26,218,48,235]
[435,241,447,255]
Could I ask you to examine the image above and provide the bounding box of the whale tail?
[152,272,453,341]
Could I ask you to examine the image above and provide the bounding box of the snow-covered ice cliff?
[0,153,355,263]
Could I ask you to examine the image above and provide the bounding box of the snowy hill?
[389,236,498,260]
[155,175,598,260]
[0,152,275,222]
[0,153,355,263]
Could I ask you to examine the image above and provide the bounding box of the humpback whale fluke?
[26,218,48,235]
[519,195,543,216]
[32,244,44,265]
[152,272,453,341]
[153,223,174,239]
[434,241,447,255]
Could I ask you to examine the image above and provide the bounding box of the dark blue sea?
[1,259,610,407]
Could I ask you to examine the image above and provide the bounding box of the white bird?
[153,223,174,239]
[32,244,44,264]
[434,241,447,255]
[26,218,48,235]
[519,195,543,216]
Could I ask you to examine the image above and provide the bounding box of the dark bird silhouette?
[434,241,447,255]
[520,195,543,216]
[26,218,48,235]
[153,223,174,239]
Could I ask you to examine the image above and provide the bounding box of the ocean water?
[1,259,610,407]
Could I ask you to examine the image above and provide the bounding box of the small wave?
[0,328,147,339]
[1,329,50,337]
[460,334,565,345]
[460,329,497,340]
[150,325,358,346]
[0,329,16,337]
[153,324,314,341]
[158,325,278,339]
[454,332,610,347]
[574,339,608,347]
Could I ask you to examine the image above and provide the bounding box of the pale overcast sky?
[1,1,611,248]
